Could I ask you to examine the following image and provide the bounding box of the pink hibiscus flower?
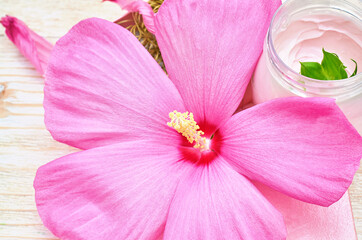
[5,0,359,239]
[1,15,53,76]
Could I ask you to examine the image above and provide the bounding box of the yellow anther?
[167,111,209,151]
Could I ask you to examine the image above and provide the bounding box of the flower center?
[167,111,210,151]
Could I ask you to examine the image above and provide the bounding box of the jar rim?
[267,0,362,86]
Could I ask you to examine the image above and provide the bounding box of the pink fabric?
[217,97,362,206]
[35,140,193,240]
[104,0,155,33]
[164,155,286,240]
[255,183,357,239]
[1,15,53,76]
[154,0,280,135]
[44,18,185,150]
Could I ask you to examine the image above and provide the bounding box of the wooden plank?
[0,0,361,239]
[0,1,124,238]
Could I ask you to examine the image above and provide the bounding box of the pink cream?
[275,14,361,75]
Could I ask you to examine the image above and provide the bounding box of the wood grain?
[0,1,122,238]
[0,0,361,239]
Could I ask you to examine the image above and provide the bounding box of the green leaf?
[300,49,357,80]
[300,62,326,80]
[320,48,347,80]
[350,59,358,77]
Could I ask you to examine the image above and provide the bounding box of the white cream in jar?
[252,0,362,133]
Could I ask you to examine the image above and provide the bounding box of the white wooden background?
[0,0,361,239]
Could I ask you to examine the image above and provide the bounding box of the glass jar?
[252,0,362,133]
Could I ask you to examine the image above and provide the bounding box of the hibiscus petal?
[216,97,362,206]
[1,15,53,76]
[34,140,191,240]
[103,0,137,8]
[163,155,286,240]
[154,0,280,134]
[104,0,155,33]
[44,18,184,149]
